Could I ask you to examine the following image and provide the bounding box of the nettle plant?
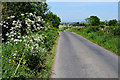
[2,12,50,78]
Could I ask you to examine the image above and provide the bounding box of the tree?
[44,11,61,28]
[118,20,120,26]
[100,21,105,26]
[108,19,118,26]
[85,16,100,26]
[73,22,79,26]
[2,2,49,20]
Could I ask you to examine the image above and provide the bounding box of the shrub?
[85,26,99,33]
[108,19,118,26]
[2,13,59,79]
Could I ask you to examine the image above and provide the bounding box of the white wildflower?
[7,17,10,19]
[7,41,10,44]
[21,14,24,16]
[13,20,16,23]
[36,23,40,26]
[19,40,22,42]
[11,38,14,40]
[14,39,19,42]
[29,13,33,16]
[32,47,33,50]
[0,23,2,26]
[30,39,32,42]
[10,16,15,18]
[6,26,8,28]
[15,42,18,44]
[3,25,6,27]
[2,38,4,40]
[27,24,31,27]
[13,53,16,56]
[18,36,21,38]
[24,40,26,42]
[6,33,9,36]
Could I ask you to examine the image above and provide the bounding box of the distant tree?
[104,20,109,26]
[108,19,118,26]
[77,22,79,25]
[79,22,86,26]
[118,20,120,26]
[73,22,80,26]
[100,21,106,26]
[85,16,100,26]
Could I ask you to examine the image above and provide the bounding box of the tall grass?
[68,26,120,55]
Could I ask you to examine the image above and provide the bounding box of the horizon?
[47,2,118,23]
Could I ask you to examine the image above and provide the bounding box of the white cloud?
[47,0,119,2]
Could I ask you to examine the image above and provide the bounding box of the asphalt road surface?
[51,31,118,78]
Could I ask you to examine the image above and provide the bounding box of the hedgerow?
[68,26,120,55]
[2,12,59,79]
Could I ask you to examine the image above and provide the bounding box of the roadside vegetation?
[1,2,60,79]
[68,16,120,56]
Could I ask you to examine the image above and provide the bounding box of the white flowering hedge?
[1,12,50,42]
[2,13,59,79]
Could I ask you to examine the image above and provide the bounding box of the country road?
[51,31,118,78]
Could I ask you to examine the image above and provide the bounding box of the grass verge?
[68,28,120,56]
[39,33,59,78]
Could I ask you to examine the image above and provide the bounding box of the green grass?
[39,34,59,78]
[0,45,1,80]
[68,27,120,56]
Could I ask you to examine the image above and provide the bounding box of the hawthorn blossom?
[21,14,24,16]
[10,16,15,18]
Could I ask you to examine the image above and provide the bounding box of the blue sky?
[47,2,118,22]
[47,0,119,2]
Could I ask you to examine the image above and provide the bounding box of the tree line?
[72,16,118,26]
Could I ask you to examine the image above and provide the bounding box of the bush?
[85,26,99,33]
[38,28,59,51]
[108,19,118,26]
[104,26,120,36]
[2,12,59,79]
[111,26,120,36]
[99,25,105,28]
